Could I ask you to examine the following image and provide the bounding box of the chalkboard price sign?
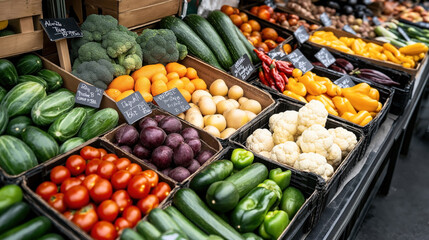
[334,75,355,88]
[40,18,83,41]
[343,25,357,35]
[116,92,152,124]
[75,82,104,108]
[287,49,314,74]
[230,54,255,81]
[320,13,332,27]
[294,25,310,44]
[315,48,336,67]
[267,45,286,60]
[397,27,411,42]
[153,88,191,115]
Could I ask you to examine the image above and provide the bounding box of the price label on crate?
[230,54,255,81]
[294,25,310,44]
[287,49,314,74]
[116,92,152,124]
[40,18,83,41]
[343,24,357,35]
[397,27,411,42]
[315,48,336,67]
[320,13,332,27]
[268,45,286,60]
[372,17,381,26]
[153,88,191,115]
[333,75,355,88]
[75,82,103,108]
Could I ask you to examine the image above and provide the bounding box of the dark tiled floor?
[355,95,429,240]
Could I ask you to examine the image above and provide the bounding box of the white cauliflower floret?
[327,144,342,168]
[269,112,284,130]
[328,127,357,157]
[246,129,274,153]
[271,111,299,144]
[294,153,334,180]
[270,141,301,166]
[259,151,271,159]
[297,100,328,135]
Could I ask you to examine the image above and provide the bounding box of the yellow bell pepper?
[399,43,429,55]
[283,90,308,103]
[369,112,377,118]
[367,43,383,52]
[331,43,355,54]
[306,95,339,116]
[384,50,401,64]
[342,84,380,112]
[341,111,373,126]
[314,76,342,97]
[352,39,365,55]
[343,83,371,95]
[375,102,382,112]
[383,43,400,57]
[285,78,307,97]
[397,55,415,68]
[419,53,425,59]
[298,74,327,96]
[368,88,380,101]
[309,36,327,45]
[332,96,357,116]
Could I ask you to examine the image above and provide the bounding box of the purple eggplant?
[335,58,354,72]
[329,65,348,74]
[352,69,400,86]
[312,62,326,68]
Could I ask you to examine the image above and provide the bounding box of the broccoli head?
[112,63,127,77]
[77,42,110,62]
[176,43,188,60]
[70,30,93,61]
[117,25,138,39]
[102,30,137,59]
[81,14,118,42]
[71,59,115,90]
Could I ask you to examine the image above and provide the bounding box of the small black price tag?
[415,21,429,29]
[333,75,355,88]
[397,26,411,42]
[372,17,381,26]
[294,25,309,44]
[75,82,103,108]
[315,48,336,68]
[116,92,152,124]
[343,25,357,35]
[230,54,255,81]
[267,44,286,60]
[39,18,83,41]
[153,88,191,115]
[320,13,332,27]
[287,49,314,74]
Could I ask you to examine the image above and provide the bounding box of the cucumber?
[78,108,118,140]
[82,107,97,122]
[0,135,38,175]
[36,69,63,92]
[136,221,161,240]
[37,233,64,240]
[206,181,240,212]
[173,188,244,240]
[120,228,145,240]
[59,137,85,154]
[184,14,233,70]
[0,216,52,240]
[22,126,59,163]
[147,208,185,236]
[0,59,18,87]
[0,105,8,135]
[0,202,30,233]
[225,162,268,197]
[16,54,43,75]
[165,206,208,240]
[233,26,259,64]
[189,160,233,193]
[159,16,223,70]
[17,75,48,90]
[31,90,75,126]
[0,86,6,102]
[48,107,87,142]
[5,116,32,138]
[1,81,47,117]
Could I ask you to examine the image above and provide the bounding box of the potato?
[238,97,249,105]
[186,107,201,115]
[203,125,221,138]
[178,112,185,119]
[212,96,226,105]
[192,90,212,104]
[185,111,204,128]
[205,114,226,132]
[225,109,248,129]
[209,79,228,96]
[239,99,262,114]
[203,115,211,124]
[227,85,244,100]
[227,99,240,109]
[220,128,236,138]
[244,110,257,121]
[189,103,198,109]
[198,96,216,115]
[216,100,235,114]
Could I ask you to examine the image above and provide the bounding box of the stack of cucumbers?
[0,54,119,176]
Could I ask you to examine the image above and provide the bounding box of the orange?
[178,89,191,102]
[239,12,248,23]
[221,5,234,16]
[257,9,271,20]
[191,78,207,90]
[264,39,277,50]
[105,88,121,100]
[184,81,195,94]
[180,77,191,85]
[139,91,153,102]
[135,76,151,93]
[185,67,198,79]
[166,79,185,90]
[131,64,166,80]
[166,62,187,77]
[108,75,134,92]
[240,23,252,33]
[151,80,168,96]
[151,72,168,83]
[115,90,134,102]
[248,20,261,32]
[261,28,278,41]
[167,72,180,81]
[230,14,243,26]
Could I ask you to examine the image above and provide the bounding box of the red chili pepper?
[253,48,272,65]
[262,62,275,89]
[280,72,289,85]
[258,68,269,86]
[270,61,285,92]
[276,61,294,77]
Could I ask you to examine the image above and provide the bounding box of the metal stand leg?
[400,98,423,155]
[379,129,404,196]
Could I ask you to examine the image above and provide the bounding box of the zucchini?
[59,137,85,154]
[1,81,47,117]
[136,221,161,240]
[0,135,38,175]
[225,162,268,197]
[0,216,52,240]
[48,107,87,142]
[17,75,47,90]
[0,202,30,233]
[5,116,32,138]
[36,69,63,92]
[189,160,233,193]
[120,228,145,240]
[233,26,259,64]
[0,59,18,87]
[78,108,118,140]
[37,233,64,240]
[16,54,43,75]
[183,14,233,69]
[206,180,240,212]
[147,208,185,236]
[173,188,244,240]
[31,89,75,126]
[22,126,59,163]
[165,206,208,240]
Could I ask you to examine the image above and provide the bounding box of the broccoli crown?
[117,25,138,39]
[81,14,118,42]
[71,59,115,89]
[123,54,143,73]
[176,43,188,60]
[102,30,137,59]
[112,63,127,77]
[136,28,181,65]
[78,42,110,62]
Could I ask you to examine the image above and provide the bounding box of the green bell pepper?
[0,185,23,214]
[259,210,289,239]
[230,187,278,233]
[280,187,305,218]
[269,168,291,190]
[158,229,188,240]
[242,232,263,240]
[231,148,254,170]
[257,180,282,201]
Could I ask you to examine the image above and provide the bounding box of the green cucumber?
[36,69,63,92]
[0,59,18,87]
[189,160,234,193]
[206,181,240,212]
[0,135,38,175]
[226,162,268,197]
[173,188,244,240]
[184,14,233,69]
[0,86,6,102]
[0,105,8,135]
[37,233,64,240]
[120,228,145,240]
[48,107,87,142]
[59,137,85,154]
[165,206,208,240]
[1,81,46,117]
[233,26,259,64]
[147,208,185,236]
[78,108,118,140]
[82,107,97,122]
[31,90,75,126]
[17,75,47,89]
[16,54,43,75]
[136,221,161,240]
[0,202,30,233]
[6,116,32,138]
[22,126,59,163]
[0,216,52,240]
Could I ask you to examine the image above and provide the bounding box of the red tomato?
[114,217,132,234]
[82,174,101,191]
[77,174,86,181]
[90,221,117,240]
[48,193,67,213]
[111,190,132,212]
[113,158,131,170]
[90,178,113,203]
[60,177,82,193]
[64,185,90,209]
[50,166,71,185]
[85,159,102,175]
[102,153,118,162]
[136,194,159,215]
[80,146,100,160]
[97,200,119,222]
[125,163,142,176]
[111,170,132,190]
[139,170,158,188]
[127,175,150,199]
[151,182,171,202]
[66,155,86,176]
[72,204,98,232]
[97,161,117,180]
[63,210,76,221]
[99,148,107,159]
[36,181,58,201]
[122,206,141,227]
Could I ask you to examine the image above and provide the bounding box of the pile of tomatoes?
[35,146,172,240]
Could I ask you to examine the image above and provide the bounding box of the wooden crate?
[0,0,43,58]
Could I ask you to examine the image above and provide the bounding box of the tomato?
[125,163,142,176]
[122,206,141,227]
[72,204,98,232]
[99,148,107,159]
[60,177,82,193]
[111,170,132,190]
[127,175,150,199]
[136,194,159,215]
[97,161,117,180]
[76,174,86,181]
[113,158,131,170]
[102,153,118,163]
[80,146,100,160]
[64,185,90,209]
[66,155,86,176]
[48,193,67,213]
[63,210,76,221]
[50,166,71,185]
[97,200,119,222]
[82,174,101,191]
[36,181,58,201]
[139,170,158,188]
[85,159,102,175]
[90,178,113,203]
[151,182,171,202]
[114,217,132,234]
[90,221,117,240]
[111,190,132,212]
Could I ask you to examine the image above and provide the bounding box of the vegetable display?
[375,20,429,47]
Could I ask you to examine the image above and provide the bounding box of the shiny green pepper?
[257,179,282,201]
[231,148,254,170]
[269,168,291,190]
[0,185,23,214]
[259,210,289,239]
[281,187,305,218]
[242,232,264,240]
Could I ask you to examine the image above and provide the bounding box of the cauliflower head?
[294,153,334,180]
[297,124,333,157]
[297,100,328,135]
[271,111,299,144]
[328,127,357,157]
[270,141,301,166]
[259,151,271,159]
[246,128,274,153]
[327,143,342,168]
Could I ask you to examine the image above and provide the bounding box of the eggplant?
[335,58,354,72]
[352,69,400,86]
[329,65,348,74]
[312,62,326,68]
